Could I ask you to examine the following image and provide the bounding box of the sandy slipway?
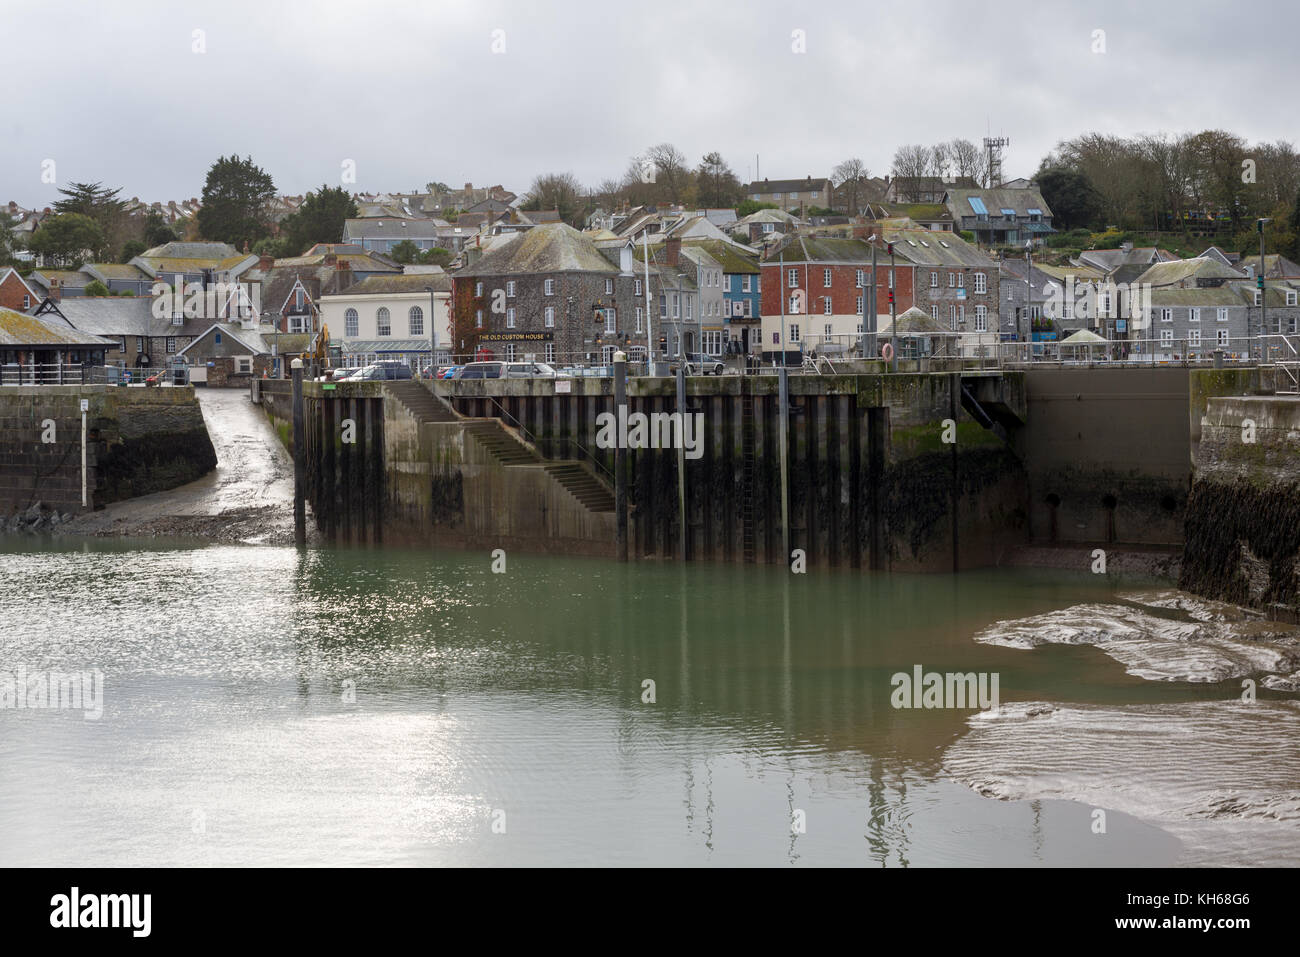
[56,389,314,546]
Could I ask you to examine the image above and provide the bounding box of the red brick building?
[0,267,37,313]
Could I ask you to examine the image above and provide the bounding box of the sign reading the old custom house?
[478,332,554,342]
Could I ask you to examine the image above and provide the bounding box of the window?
[957,272,964,289]
[1217,308,1229,322]
[788,269,798,288]
[601,345,614,364]
[1161,308,1173,323]
[474,281,483,297]
[930,271,939,288]
[506,343,516,361]
[408,305,424,336]
[949,305,957,322]
[377,307,391,336]
[23,294,30,309]
[855,270,864,288]
[1160,328,1174,346]
[823,268,832,288]
[605,308,616,332]
[790,191,799,200]
[634,278,642,296]
[856,296,864,314]
[823,297,832,315]
[789,323,800,341]
[343,308,358,337]
[1189,329,1202,347]
[959,305,965,323]
[544,306,555,327]
[788,294,800,314]
[723,275,730,292]
[973,272,986,294]
[1288,290,1298,306]
[671,294,680,319]
[704,330,724,355]
[605,279,614,294]
[166,337,176,353]
[545,342,555,364]
[1218,328,1229,346]
[506,281,516,297]
[295,288,304,309]
[118,336,126,352]
[136,337,145,353]
[931,305,939,320]
[237,357,251,374]
[1189,308,1201,322]
[1254,291,1262,306]
[659,294,667,318]
[476,309,484,328]
[635,306,643,332]
[544,278,555,295]
[743,275,752,293]
[857,323,864,334]
[506,307,516,328]
[685,297,692,321]
[824,323,833,337]
[762,223,774,234]
[975,305,987,332]
[948,272,956,288]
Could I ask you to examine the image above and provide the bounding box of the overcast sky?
[4,0,1297,206]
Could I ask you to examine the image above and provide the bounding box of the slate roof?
[1235,253,1300,278]
[35,297,160,336]
[883,227,995,268]
[1134,258,1244,287]
[944,187,1054,220]
[1146,287,1245,307]
[342,218,443,240]
[29,269,89,290]
[85,263,151,280]
[746,177,831,193]
[456,224,619,276]
[0,307,116,348]
[332,273,452,295]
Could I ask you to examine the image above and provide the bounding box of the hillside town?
[5,132,1300,385]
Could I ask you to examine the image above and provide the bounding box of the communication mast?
[983,136,1009,188]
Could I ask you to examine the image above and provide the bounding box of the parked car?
[438,365,461,380]
[454,361,563,380]
[677,353,725,375]
[317,366,359,382]
[345,361,413,381]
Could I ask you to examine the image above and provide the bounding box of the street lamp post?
[1024,240,1032,355]
[263,310,280,378]
[424,285,437,375]
[1258,218,1271,358]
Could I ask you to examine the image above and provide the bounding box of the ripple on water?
[945,699,1300,866]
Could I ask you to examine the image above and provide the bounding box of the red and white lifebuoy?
[881,342,894,361]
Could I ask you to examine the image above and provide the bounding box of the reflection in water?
[0,538,1291,865]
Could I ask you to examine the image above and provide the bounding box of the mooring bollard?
[292,358,306,548]
[614,350,628,562]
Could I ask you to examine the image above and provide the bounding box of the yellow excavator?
[309,323,343,379]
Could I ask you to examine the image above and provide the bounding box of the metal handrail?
[478,392,616,485]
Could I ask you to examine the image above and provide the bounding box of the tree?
[832,158,869,214]
[1289,188,1300,263]
[120,239,147,262]
[389,239,421,264]
[522,172,584,226]
[945,139,988,186]
[27,213,107,267]
[422,247,453,268]
[737,200,778,217]
[84,280,111,297]
[53,182,129,260]
[279,184,357,254]
[196,155,276,249]
[890,145,931,202]
[1036,168,1102,231]
[696,152,742,208]
[143,208,178,247]
[251,236,292,259]
[0,212,17,265]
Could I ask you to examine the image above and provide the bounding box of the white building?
[319,272,452,371]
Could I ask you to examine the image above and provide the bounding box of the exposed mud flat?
[945,699,1300,866]
[972,589,1300,683]
[55,389,306,546]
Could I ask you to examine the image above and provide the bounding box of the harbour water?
[1,537,1296,866]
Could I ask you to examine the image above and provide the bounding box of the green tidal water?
[0,537,1258,866]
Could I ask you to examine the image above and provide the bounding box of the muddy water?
[1,537,1296,866]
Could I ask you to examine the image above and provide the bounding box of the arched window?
[344,308,359,337]
[408,305,424,336]
[376,307,391,336]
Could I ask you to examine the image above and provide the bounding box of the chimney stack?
[665,236,681,267]
[336,258,353,291]
[49,278,61,303]
[258,253,274,272]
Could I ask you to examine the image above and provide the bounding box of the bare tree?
[946,139,988,186]
[832,158,869,214]
[523,172,584,226]
[891,145,930,202]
